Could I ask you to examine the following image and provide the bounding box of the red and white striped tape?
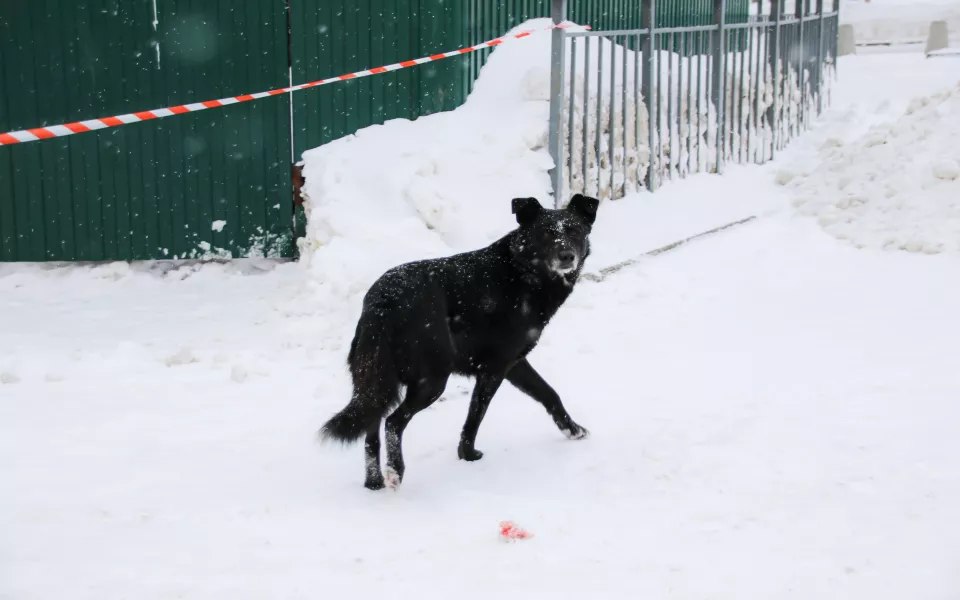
[0,22,588,147]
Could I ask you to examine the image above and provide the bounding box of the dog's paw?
[364,474,386,491]
[457,445,484,461]
[383,467,402,490]
[562,423,590,440]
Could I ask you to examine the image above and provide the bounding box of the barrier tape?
[0,22,588,147]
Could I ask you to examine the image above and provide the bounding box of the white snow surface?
[778,53,960,253]
[4,45,960,600]
[788,81,960,253]
[840,0,960,43]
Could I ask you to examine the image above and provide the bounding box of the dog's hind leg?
[458,374,505,461]
[384,375,449,487]
[505,358,589,440]
[364,422,385,490]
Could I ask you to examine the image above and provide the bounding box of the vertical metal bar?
[712,0,727,174]
[769,0,781,158]
[677,33,690,177]
[784,18,789,145]
[568,36,577,194]
[789,20,796,144]
[724,27,732,165]
[722,32,728,162]
[779,21,787,150]
[796,0,804,135]
[791,21,798,138]
[621,36,628,196]
[739,28,747,164]
[666,32,674,181]
[634,33,641,191]
[656,32,664,183]
[548,0,568,207]
[779,20,786,151]
[706,31,714,170]
[746,25,754,162]
[609,35,617,200]
[687,32,700,174]
[642,0,657,190]
[732,27,740,165]
[696,31,703,173]
[734,28,741,164]
[753,24,762,163]
[833,0,840,80]
[739,32,745,153]
[736,28,743,161]
[582,37,591,196]
[595,36,604,199]
[686,32,693,176]
[816,0,825,115]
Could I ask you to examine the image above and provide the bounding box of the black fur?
[320,193,600,489]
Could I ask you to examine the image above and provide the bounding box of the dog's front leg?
[458,373,504,461]
[505,358,589,440]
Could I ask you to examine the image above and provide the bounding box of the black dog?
[320,194,599,489]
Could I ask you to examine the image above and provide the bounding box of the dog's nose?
[558,249,576,268]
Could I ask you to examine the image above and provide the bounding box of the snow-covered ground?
[3,41,960,600]
[778,54,960,253]
[840,0,960,44]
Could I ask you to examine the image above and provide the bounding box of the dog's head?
[509,194,599,285]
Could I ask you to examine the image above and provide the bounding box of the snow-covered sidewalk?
[3,52,960,600]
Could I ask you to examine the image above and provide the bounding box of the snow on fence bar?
[549,0,841,201]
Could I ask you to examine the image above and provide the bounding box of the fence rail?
[549,0,840,203]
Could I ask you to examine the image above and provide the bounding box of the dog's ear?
[511,197,543,227]
[566,193,599,225]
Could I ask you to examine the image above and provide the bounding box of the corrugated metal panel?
[291,0,420,156]
[0,0,292,262]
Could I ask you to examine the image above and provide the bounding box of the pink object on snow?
[499,521,534,541]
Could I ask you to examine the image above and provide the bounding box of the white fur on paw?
[383,467,401,490]
[564,427,589,440]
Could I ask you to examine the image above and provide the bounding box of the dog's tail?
[319,316,400,444]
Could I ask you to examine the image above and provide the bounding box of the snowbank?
[786,81,960,253]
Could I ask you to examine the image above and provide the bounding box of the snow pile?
[841,0,960,43]
[787,81,960,253]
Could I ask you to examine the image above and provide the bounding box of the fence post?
[548,0,568,207]
[712,0,727,174]
[768,0,781,159]
[796,0,806,132]
[816,0,825,115]
[642,0,657,191]
[834,0,840,77]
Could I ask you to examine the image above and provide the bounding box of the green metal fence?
[1,0,750,262]
[0,0,292,262]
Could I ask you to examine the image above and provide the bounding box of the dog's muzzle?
[551,248,580,275]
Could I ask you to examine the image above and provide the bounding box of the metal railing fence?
[548,0,840,204]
